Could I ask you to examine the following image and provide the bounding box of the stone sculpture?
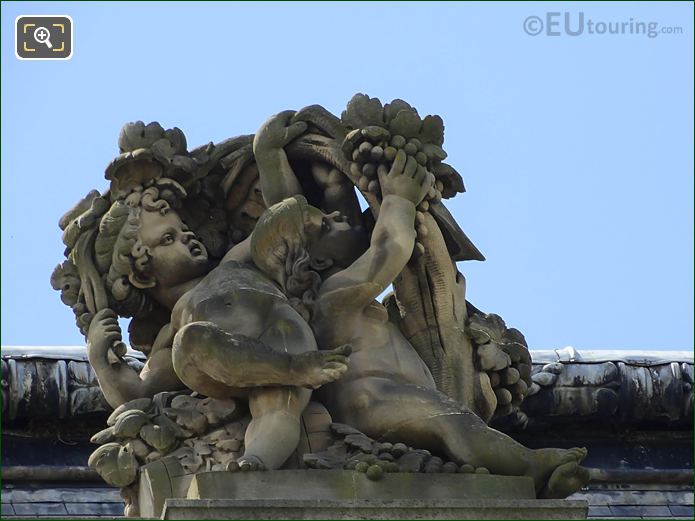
[52,94,591,517]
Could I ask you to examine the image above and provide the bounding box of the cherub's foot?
[530,447,588,497]
[539,461,591,499]
[291,345,351,389]
[226,455,266,472]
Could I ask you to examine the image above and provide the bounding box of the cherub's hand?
[87,309,124,366]
[378,149,435,205]
[253,110,308,153]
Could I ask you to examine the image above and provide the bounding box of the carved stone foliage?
[89,392,244,485]
[304,423,491,479]
[87,392,494,517]
[466,312,533,421]
[88,392,246,517]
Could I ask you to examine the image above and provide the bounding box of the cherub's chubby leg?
[234,385,311,471]
[171,321,350,398]
[233,303,345,471]
[171,323,252,399]
[173,308,350,471]
[326,378,588,496]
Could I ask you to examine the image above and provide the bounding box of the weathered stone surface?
[186,470,536,502]
[141,468,553,518]
[161,498,588,520]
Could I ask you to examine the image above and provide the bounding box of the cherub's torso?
[172,261,293,339]
[312,288,435,388]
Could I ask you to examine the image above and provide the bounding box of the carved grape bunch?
[342,127,445,257]
[344,128,444,203]
[340,94,464,260]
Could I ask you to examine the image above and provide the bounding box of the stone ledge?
[162,498,589,519]
[187,469,537,501]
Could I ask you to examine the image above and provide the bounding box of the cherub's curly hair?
[94,181,185,318]
[250,195,322,321]
[52,179,189,351]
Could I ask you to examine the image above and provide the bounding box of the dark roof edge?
[2,345,692,365]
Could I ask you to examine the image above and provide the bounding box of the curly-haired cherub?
[59,170,349,471]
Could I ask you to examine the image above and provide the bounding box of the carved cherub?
[251,112,590,498]
[65,176,349,473]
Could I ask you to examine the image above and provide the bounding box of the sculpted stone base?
[162,498,589,520]
[140,469,587,519]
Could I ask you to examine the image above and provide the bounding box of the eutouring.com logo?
[523,12,684,39]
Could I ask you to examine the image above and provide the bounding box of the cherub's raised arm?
[320,151,434,301]
[253,111,307,207]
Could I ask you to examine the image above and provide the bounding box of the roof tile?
[12,502,68,516]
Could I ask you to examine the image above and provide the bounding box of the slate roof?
[2,486,123,518]
[572,483,694,519]
[2,346,692,519]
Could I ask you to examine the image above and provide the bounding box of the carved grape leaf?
[388,110,422,139]
[88,443,138,488]
[113,410,149,438]
[344,433,375,453]
[164,406,208,434]
[170,447,204,474]
[430,163,465,198]
[467,313,508,345]
[477,342,511,372]
[150,138,178,163]
[341,94,385,129]
[107,398,153,426]
[192,440,213,456]
[164,127,188,155]
[383,99,416,124]
[502,327,528,347]
[216,439,241,452]
[118,121,166,153]
[421,143,447,162]
[201,427,230,444]
[420,115,445,146]
[139,424,178,454]
[50,260,80,307]
[124,438,151,460]
[153,413,189,439]
[197,397,238,426]
[90,426,116,445]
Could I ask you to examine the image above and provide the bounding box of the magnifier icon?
[33,26,53,49]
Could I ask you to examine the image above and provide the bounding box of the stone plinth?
[162,498,589,519]
[141,468,587,519]
[188,470,536,501]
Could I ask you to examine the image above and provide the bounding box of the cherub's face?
[304,206,368,269]
[137,209,209,288]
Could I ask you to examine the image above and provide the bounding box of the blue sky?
[1,1,693,350]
